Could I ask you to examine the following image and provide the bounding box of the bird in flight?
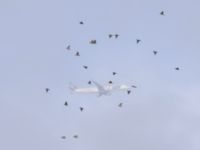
[45,88,50,93]
[153,50,158,55]
[108,34,113,38]
[118,103,123,107]
[79,21,84,25]
[175,67,180,71]
[88,81,92,84]
[115,34,119,38]
[127,90,131,95]
[136,39,141,44]
[66,45,71,50]
[83,65,88,69]
[73,135,78,139]
[75,52,80,56]
[131,85,137,88]
[108,80,113,84]
[89,40,97,44]
[160,11,165,15]
[61,136,66,139]
[112,72,117,75]
[80,107,84,111]
[64,101,68,106]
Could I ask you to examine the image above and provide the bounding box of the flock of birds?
[45,10,181,140]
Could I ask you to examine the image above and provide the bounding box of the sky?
[1,0,200,149]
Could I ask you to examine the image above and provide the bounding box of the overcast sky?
[1,0,200,149]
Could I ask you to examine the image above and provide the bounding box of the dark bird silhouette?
[108,34,113,38]
[61,136,66,139]
[64,101,68,106]
[175,67,180,71]
[112,72,117,75]
[66,45,71,50]
[108,81,113,84]
[153,50,158,55]
[73,135,78,139]
[160,11,165,15]
[79,21,84,25]
[127,90,131,95]
[118,103,123,107]
[45,88,50,93]
[75,52,80,56]
[131,85,137,88]
[136,39,141,44]
[83,65,88,69]
[89,40,97,44]
[80,107,84,111]
[115,34,119,38]
[88,81,92,84]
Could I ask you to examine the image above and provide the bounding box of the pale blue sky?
[1,0,200,149]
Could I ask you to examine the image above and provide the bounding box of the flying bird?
[75,52,80,56]
[118,103,123,107]
[66,45,71,50]
[79,21,84,25]
[64,101,68,106]
[175,67,180,70]
[115,34,119,38]
[153,50,158,55]
[108,34,113,38]
[127,90,131,95]
[45,88,50,93]
[80,107,84,111]
[131,85,137,88]
[112,72,117,75]
[136,39,141,44]
[89,40,97,44]
[83,65,88,69]
[73,135,78,139]
[88,81,92,84]
[160,11,165,15]
[61,136,66,139]
[108,81,113,84]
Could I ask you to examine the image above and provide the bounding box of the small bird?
[83,65,88,69]
[136,39,141,44]
[45,88,50,93]
[80,107,84,111]
[89,40,97,44]
[61,136,66,139]
[66,45,71,50]
[79,21,84,25]
[108,81,113,84]
[112,72,117,75]
[108,34,113,38]
[88,81,92,84]
[75,52,80,56]
[175,67,180,71]
[127,90,131,95]
[160,11,165,15]
[73,135,78,139]
[115,34,119,38]
[118,103,123,107]
[153,50,158,55]
[64,101,68,106]
[131,85,137,88]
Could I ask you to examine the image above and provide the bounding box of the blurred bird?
[153,50,158,55]
[79,21,84,25]
[45,88,50,93]
[61,136,66,139]
[66,45,71,50]
[118,103,123,107]
[115,34,119,38]
[160,11,165,15]
[127,90,131,95]
[88,81,92,84]
[64,101,68,106]
[90,40,97,44]
[136,39,141,44]
[175,67,180,70]
[112,72,117,75]
[131,85,137,88]
[108,81,113,84]
[80,107,84,111]
[75,52,80,56]
[108,34,113,38]
[83,65,88,69]
[73,135,78,139]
